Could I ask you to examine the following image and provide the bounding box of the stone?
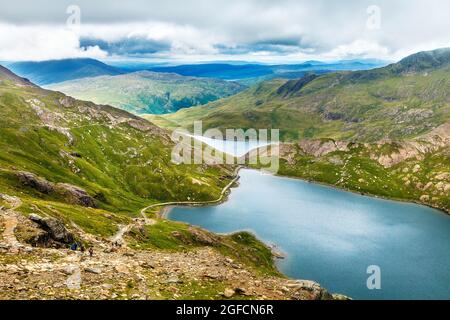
[63,265,78,275]
[17,171,54,194]
[140,261,156,269]
[234,287,251,296]
[84,267,102,274]
[123,252,135,257]
[165,276,183,284]
[287,280,332,300]
[30,216,74,244]
[223,288,235,298]
[188,227,219,246]
[114,264,130,274]
[56,183,97,208]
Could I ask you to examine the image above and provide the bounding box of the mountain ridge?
[47,71,246,114]
[158,48,450,142]
[5,58,125,85]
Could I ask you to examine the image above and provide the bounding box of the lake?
[191,135,275,157]
[167,169,450,300]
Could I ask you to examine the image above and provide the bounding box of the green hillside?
[0,64,238,230]
[159,48,450,142]
[2,65,324,300]
[48,71,245,115]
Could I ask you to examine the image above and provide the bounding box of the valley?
[155,48,450,213]
[0,64,338,300]
[0,48,449,301]
[47,71,245,114]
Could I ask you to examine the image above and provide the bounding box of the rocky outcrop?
[188,227,220,246]
[29,214,74,244]
[298,139,350,157]
[16,171,96,208]
[56,183,97,208]
[17,171,55,194]
[285,280,334,300]
[371,124,450,168]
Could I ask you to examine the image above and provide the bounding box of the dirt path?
[0,195,25,253]
[110,224,133,246]
[140,167,241,219]
[107,168,240,247]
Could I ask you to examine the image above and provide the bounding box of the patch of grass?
[127,219,280,276]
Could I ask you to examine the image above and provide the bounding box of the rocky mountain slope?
[48,71,245,114]
[259,123,449,213]
[0,66,339,300]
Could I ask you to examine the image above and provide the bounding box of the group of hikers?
[70,242,94,257]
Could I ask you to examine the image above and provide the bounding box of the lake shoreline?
[157,166,449,218]
[165,168,450,299]
[271,171,450,216]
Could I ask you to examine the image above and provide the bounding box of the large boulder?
[286,280,333,300]
[56,183,97,208]
[29,214,74,244]
[16,171,96,208]
[17,171,54,194]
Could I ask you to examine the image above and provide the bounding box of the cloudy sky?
[0,0,449,63]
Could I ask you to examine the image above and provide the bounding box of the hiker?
[70,243,78,251]
[88,247,94,257]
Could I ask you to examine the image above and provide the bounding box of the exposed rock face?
[16,171,96,208]
[298,140,350,157]
[188,227,220,246]
[286,280,333,300]
[17,172,54,194]
[371,124,450,168]
[29,214,74,244]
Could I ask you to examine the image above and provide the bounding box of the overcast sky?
[0,0,449,63]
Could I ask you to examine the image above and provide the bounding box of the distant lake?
[191,135,274,157]
[167,169,450,300]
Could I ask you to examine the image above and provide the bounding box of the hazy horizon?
[0,0,449,63]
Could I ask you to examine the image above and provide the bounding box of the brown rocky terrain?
[0,193,345,300]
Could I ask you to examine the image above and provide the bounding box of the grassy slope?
[159,49,450,142]
[48,71,245,115]
[0,69,283,286]
[0,71,236,228]
[266,143,449,212]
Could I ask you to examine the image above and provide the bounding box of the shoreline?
[270,171,450,216]
[153,166,449,219]
[141,166,242,220]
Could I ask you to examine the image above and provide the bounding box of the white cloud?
[325,40,391,60]
[0,0,449,62]
[0,24,107,61]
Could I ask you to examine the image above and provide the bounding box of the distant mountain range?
[147,60,387,84]
[2,58,387,114]
[3,57,387,87]
[5,58,124,85]
[48,71,245,114]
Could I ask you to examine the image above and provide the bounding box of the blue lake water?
[191,135,275,157]
[167,169,450,300]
